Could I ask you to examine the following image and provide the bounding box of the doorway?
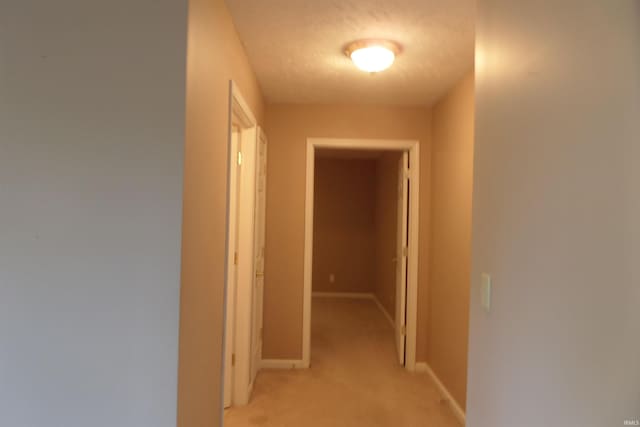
[223,81,267,408]
[303,138,420,371]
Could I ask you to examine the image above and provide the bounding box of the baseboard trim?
[261,359,307,370]
[415,362,466,425]
[372,295,395,329]
[312,292,375,299]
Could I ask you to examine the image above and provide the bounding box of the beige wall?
[263,105,432,360]
[468,1,639,426]
[375,153,402,317]
[177,0,264,425]
[313,158,377,294]
[427,72,474,409]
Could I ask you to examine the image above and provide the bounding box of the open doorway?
[310,147,409,372]
[303,138,420,371]
[223,82,267,409]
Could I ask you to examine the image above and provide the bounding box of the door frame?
[395,151,410,365]
[250,128,267,384]
[223,81,258,409]
[223,125,240,409]
[302,138,420,371]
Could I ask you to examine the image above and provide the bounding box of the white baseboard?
[415,362,466,425]
[372,295,395,329]
[312,291,375,299]
[261,359,307,369]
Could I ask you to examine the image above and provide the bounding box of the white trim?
[395,151,409,365]
[232,123,257,406]
[230,81,256,127]
[415,362,466,425]
[312,291,374,299]
[405,141,420,372]
[372,295,395,329]
[247,380,254,401]
[307,138,417,151]
[303,137,420,372]
[223,81,259,408]
[302,141,314,369]
[223,126,240,410]
[261,359,306,370]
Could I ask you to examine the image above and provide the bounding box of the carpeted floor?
[224,297,461,427]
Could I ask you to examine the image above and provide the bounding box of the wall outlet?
[481,273,491,313]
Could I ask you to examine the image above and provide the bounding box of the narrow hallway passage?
[224,298,460,427]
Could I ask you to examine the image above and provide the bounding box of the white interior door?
[250,129,267,384]
[233,126,257,406]
[395,151,409,365]
[224,128,242,408]
[225,82,261,407]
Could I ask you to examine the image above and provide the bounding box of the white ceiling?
[225,0,475,106]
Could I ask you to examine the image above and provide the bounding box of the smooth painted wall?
[263,105,432,360]
[313,158,377,294]
[427,72,474,410]
[0,1,187,426]
[177,0,264,425]
[375,153,402,317]
[468,1,639,426]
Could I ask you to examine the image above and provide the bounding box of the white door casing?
[233,128,257,406]
[223,129,241,409]
[223,81,260,408]
[303,138,420,371]
[395,151,409,365]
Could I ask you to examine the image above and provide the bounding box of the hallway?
[224,298,460,427]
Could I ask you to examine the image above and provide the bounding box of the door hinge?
[234,252,238,265]
[401,325,406,336]
[231,353,236,366]
[403,246,409,257]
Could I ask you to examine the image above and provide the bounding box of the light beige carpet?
[224,297,461,427]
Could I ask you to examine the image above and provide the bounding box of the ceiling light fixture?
[345,39,401,73]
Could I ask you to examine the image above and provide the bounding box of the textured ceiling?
[225,0,475,106]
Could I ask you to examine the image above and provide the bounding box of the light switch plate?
[481,273,491,313]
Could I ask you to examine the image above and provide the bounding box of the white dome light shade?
[351,46,395,72]
[345,40,401,73]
